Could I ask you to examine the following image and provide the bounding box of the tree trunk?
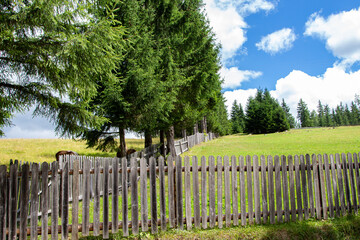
[117,128,127,158]
[166,126,176,158]
[160,129,165,156]
[193,123,198,134]
[200,118,205,133]
[181,128,187,138]
[144,130,152,148]
[203,116,207,133]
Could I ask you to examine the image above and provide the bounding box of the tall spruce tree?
[0,0,125,136]
[281,99,296,128]
[297,99,311,127]
[317,100,325,127]
[231,100,241,133]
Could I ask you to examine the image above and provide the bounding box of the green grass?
[182,126,360,158]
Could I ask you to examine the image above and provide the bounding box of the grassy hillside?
[183,126,360,158]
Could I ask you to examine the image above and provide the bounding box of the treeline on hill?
[297,96,360,128]
[0,0,230,158]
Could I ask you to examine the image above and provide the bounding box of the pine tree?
[297,99,311,127]
[324,104,332,127]
[231,100,241,134]
[281,99,296,128]
[317,100,325,127]
[350,101,360,125]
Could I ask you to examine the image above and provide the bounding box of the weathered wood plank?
[288,155,296,222]
[318,154,327,219]
[61,161,69,240]
[41,162,49,240]
[324,154,334,218]
[261,155,268,224]
[201,156,207,229]
[247,155,254,225]
[239,156,246,226]
[30,163,39,240]
[217,156,223,228]
[342,153,351,213]
[83,158,91,236]
[274,155,282,223]
[19,163,29,240]
[103,158,110,239]
[72,159,80,239]
[306,154,315,218]
[131,157,140,234]
[355,153,360,212]
[9,163,18,240]
[193,156,201,228]
[347,153,357,214]
[209,156,216,228]
[140,157,148,232]
[122,157,129,236]
[0,166,7,240]
[93,159,100,236]
[51,162,59,240]
[295,155,302,221]
[330,154,340,217]
[168,156,175,228]
[176,156,183,230]
[268,156,275,224]
[254,155,261,224]
[112,157,119,233]
[184,156,192,230]
[336,153,346,215]
[224,156,231,227]
[300,155,309,220]
[231,155,239,226]
[282,155,290,222]
[313,154,321,219]
[150,157,157,233]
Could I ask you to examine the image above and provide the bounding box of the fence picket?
[51,162,59,240]
[300,155,309,220]
[140,157,148,232]
[313,154,321,219]
[93,159,100,236]
[19,163,29,240]
[330,155,340,217]
[131,158,140,234]
[355,153,360,211]
[318,155,327,219]
[9,163,18,240]
[176,156,183,230]
[122,157,129,236]
[336,153,346,215]
[247,155,254,225]
[209,156,216,228]
[274,155,282,223]
[239,156,246,226]
[347,153,357,213]
[288,155,296,222]
[254,155,260,224]
[224,156,231,226]
[268,156,275,224]
[83,158,91,236]
[295,155,302,221]
[217,156,223,228]
[72,159,79,239]
[30,163,39,240]
[41,162,49,240]
[158,156,166,231]
[0,166,6,240]
[61,161,69,240]
[324,154,334,218]
[231,155,239,226]
[261,155,268,224]
[342,153,351,213]
[193,156,200,228]
[184,156,192,230]
[112,157,119,233]
[201,156,207,229]
[103,158,109,239]
[281,156,289,222]
[150,157,157,234]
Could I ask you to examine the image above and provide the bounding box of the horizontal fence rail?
[1,153,360,239]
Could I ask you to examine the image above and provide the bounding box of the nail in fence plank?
[140,157,149,232]
[336,153,346,215]
[300,155,309,220]
[347,153,357,214]
[93,159,100,236]
[330,155,340,217]
[193,156,201,228]
[201,156,207,229]
[239,156,246,226]
[324,154,334,218]
[281,155,290,222]
[355,153,360,211]
[9,163,18,240]
[111,158,119,233]
[313,154,322,219]
[30,163,39,240]
[103,159,109,239]
[19,163,29,240]
[62,161,69,240]
[295,155,302,221]
[268,156,275,224]
[254,155,261,224]
[184,156,192,230]
[288,155,296,222]
[261,155,268,224]
[231,155,239,226]
[209,156,216,228]
[51,162,59,240]
[41,162,49,240]
[224,156,231,227]
[168,156,175,228]
[176,156,183,230]
[82,158,90,236]
[247,155,254,225]
[72,159,80,239]
[318,155,328,219]
[306,154,315,218]
[123,157,129,236]
[0,166,7,240]
[131,158,140,234]
[217,156,223,228]
[274,155,282,223]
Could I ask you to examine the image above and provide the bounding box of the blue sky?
[3,0,360,138]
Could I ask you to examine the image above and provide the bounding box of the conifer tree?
[297,99,311,127]
[281,99,296,128]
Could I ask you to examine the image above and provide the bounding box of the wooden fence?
[1,153,360,239]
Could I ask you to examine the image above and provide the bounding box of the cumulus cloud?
[221,67,262,89]
[223,88,258,115]
[256,28,297,54]
[305,7,360,65]
[238,0,276,15]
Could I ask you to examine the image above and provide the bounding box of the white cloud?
[223,88,258,115]
[238,0,276,15]
[256,28,296,54]
[221,67,262,89]
[305,7,360,65]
